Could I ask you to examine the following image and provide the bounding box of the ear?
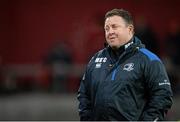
[128,24,134,34]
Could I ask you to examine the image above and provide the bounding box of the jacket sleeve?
[141,60,173,121]
[77,57,94,120]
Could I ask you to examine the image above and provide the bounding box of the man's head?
[104,8,134,49]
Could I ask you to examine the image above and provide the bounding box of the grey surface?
[0,92,179,120]
[0,92,79,120]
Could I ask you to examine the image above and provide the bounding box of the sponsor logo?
[95,57,107,68]
[95,63,102,68]
[95,57,107,63]
[125,41,134,49]
[159,79,170,86]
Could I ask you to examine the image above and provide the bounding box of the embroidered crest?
[123,63,134,71]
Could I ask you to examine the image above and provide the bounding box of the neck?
[112,35,134,50]
[123,35,133,46]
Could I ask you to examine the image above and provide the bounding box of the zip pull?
[109,64,113,67]
[153,117,159,122]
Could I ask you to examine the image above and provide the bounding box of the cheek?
[105,32,109,39]
[117,29,127,37]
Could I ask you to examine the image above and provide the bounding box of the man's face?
[104,15,133,49]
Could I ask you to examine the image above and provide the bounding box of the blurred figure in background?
[164,19,180,94]
[44,41,73,93]
[135,15,160,55]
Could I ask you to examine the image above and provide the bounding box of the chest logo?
[95,57,107,69]
[95,57,107,63]
[123,63,134,71]
[95,63,102,68]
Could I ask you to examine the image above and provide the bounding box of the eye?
[104,26,109,32]
[112,24,119,29]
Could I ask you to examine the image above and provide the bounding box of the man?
[77,8,173,121]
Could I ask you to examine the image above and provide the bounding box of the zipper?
[111,68,117,81]
[110,50,127,81]
[107,45,136,81]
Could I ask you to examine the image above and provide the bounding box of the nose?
[109,27,114,33]
[108,27,115,36]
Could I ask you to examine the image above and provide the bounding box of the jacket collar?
[106,36,144,62]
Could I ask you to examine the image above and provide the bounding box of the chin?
[109,45,119,50]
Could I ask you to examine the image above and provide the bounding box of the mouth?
[109,36,116,40]
[109,37,117,42]
[108,34,117,40]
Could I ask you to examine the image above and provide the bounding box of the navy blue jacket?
[77,36,173,121]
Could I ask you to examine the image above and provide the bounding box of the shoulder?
[87,48,107,66]
[138,48,162,63]
[89,48,106,62]
[137,48,166,73]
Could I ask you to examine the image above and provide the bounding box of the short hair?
[105,8,134,26]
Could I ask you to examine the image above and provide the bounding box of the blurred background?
[0,0,180,120]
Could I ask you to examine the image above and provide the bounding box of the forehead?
[105,15,125,26]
